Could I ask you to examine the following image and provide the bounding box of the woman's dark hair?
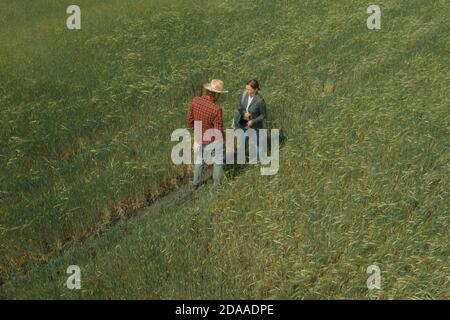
[246,79,260,91]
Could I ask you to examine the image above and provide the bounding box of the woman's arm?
[237,92,246,115]
[251,99,267,125]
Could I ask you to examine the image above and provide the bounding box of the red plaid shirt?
[187,95,223,144]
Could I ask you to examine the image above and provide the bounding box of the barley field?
[0,0,448,299]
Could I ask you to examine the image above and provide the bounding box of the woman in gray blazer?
[233,79,267,161]
[234,79,267,130]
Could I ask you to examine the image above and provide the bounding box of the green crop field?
[0,0,448,299]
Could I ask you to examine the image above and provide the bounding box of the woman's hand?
[243,112,251,120]
[247,120,254,127]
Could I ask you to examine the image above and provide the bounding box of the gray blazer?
[234,91,267,130]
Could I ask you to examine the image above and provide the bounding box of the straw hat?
[203,79,228,93]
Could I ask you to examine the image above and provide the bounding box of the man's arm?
[215,108,223,132]
[214,108,223,142]
[187,101,194,129]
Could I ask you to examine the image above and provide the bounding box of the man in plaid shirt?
[187,79,228,188]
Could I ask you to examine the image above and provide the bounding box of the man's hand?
[243,112,251,120]
[247,120,254,127]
